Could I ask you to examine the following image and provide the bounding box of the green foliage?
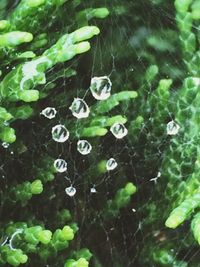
[1,0,200,267]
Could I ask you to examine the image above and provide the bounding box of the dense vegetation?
[0,0,200,266]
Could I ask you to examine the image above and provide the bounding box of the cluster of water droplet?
[40,76,128,197]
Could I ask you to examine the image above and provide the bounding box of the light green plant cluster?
[1,0,200,266]
[0,222,75,266]
[137,0,200,264]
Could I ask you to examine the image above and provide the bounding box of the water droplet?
[65,186,76,197]
[106,158,118,171]
[41,107,57,119]
[90,76,112,100]
[2,142,9,148]
[90,187,97,193]
[52,125,69,142]
[110,123,128,139]
[69,98,90,119]
[77,140,92,155]
[54,159,67,173]
[167,121,180,135]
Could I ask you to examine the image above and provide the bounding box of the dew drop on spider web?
[65,186,76,197]
[167,120,180,135]
[40,107,57,119]
[54,159,67,173]
[77,140,92,155]
[106,158,118,171]
[51,124,69,142]
[110,123,128,139]
[69,98,90,119]
[90,187,97,193]
[90,76,112,100]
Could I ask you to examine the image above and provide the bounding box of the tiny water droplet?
[90,187,97,193]
[77,140,92,155]
[65,186,76,197]
[69,98,90,119]
[41,107,57,119]
[90,76,112,100]
[54,159,67,173]
[167,121,180,135]
[2,142,9,148]
[106,158,118,171]
[110,123,128,139]
[52,124,69,142]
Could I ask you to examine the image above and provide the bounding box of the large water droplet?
[106,158,118,171]
[52,125,69,142]
[110,123,128,139]
[69,98,90,119]
[167,121,180,135]
[77,140,92,155]
[65,186,76,197]
[40,107,57,119]
[54,159,67,173]
[90,76,112,100]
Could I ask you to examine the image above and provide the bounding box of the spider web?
[1,1,199,267]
